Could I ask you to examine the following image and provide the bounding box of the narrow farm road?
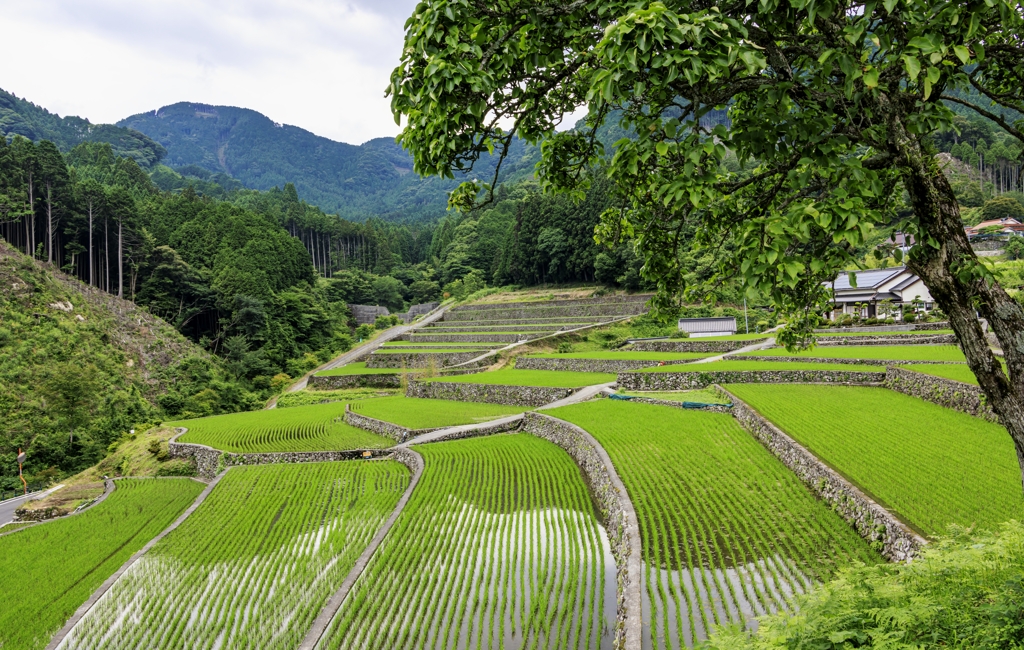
[0,484,65,524]
[396,414,526,448]
[537,382,618,410]
[298,449,424,650]
[266,305,449,408]
[692,335,777,364]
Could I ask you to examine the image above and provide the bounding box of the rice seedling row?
[60,461,408,650]
[423,368,617,387]
[726,384,1024,535]
[546,401,881,649]
[897,363,1008,385]
[525,352,711,361]
[172,401,395,453]
[0,479,203,650]
[739,344,966,362]
[347,397,525,429]
[316,434,616,650]
[637,360,880,373]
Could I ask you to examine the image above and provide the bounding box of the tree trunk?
[117,219,123,299]
[105,218,110,294]
[25,172,34,257]
[88,201,94,287]
[46,183,53,264]
[899,141,1024,491]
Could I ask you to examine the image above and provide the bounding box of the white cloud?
[0,0,420,144]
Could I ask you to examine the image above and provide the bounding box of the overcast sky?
[0,0,429,144]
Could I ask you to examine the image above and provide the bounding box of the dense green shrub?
[704,522,1024,650]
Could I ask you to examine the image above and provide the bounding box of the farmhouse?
[678,317,737,337]
[824,267,934,320]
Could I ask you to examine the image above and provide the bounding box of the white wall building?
[825,267,934,320]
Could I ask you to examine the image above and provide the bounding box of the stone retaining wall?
[883,366,997,421]
[168,429,392,479]
[407,333,535,343]
[343,405,444,443]
[421,324,578,333]
[444,303,648,322]
[630,338,766,353]
[815,321,949,333]
[733,354,959,366]
[450,294,650,312]
[440,317,604,327]
[308,373,403,389]
[617,368,886,391]
[816,334,957,346]
[520,412,642,649]
[366,350,491,368]
[515,356,698,373]
[720,386,926,562]
[405,415,525,444]
[406,380,575,407]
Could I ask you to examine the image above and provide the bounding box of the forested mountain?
[118,102,539,221]
[0,88,166,168]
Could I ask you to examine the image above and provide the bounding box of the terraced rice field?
[425,368,617,387]
[1,479,203,650]
[739,344,966,362]
[525,351,711,361]
[373,348,493,354]
[317,433,615,650]
[60,462,408,650]
[382,341,504,347]
[316,362,418,376]
[616,389,731,404]
[637,360,879,373]
[898,363,1008,385]
[817,329,954,336]
[348,397,526,429]
[173,401,394,452]
[727,384,1024,535]
[548,401,880,649]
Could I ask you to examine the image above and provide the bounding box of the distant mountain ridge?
[118,102,537,221]
[0,87,166,167]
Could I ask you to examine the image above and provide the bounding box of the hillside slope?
[0,240,259,490]
[0,87,166,167]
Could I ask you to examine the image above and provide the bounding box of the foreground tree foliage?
[703,522,1024,649]
[388,0,1024,486]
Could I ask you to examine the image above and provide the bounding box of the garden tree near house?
[388,0,1024,487]
[980,195,1024,221]
[1005,236,1024,261]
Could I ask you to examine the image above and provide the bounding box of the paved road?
[0,484,64,524]
[266,306,449,408]
[691,336,777,364]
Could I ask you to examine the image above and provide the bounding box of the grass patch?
[172,401,395,453]
[318,434,611,649]
[372,348,491,354]
[63,462,408,649]
[423,368,616,387]
[525,351,711,360]
[0,478,203,650]
[740,344,966,362]
[276,387,400,408]
[726,384,1024,536]
[547,400,881,647]
[616,389,730,403]
[382,341,503,347]
[348,397,525,429]
[315,362,414,376]
[638,360,881,373]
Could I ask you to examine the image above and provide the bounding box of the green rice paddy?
[348,397,526,429]
[172,401,394,452]
[638,360,880,373]
[739,344,966,362]
[62,462,408,650]
[548,400,880,648]
[616,389,731,404]
[726,384,1024,536]
[318,434,614,650]
[424,368,617,387]
[316,362,415,376]
[0,478,203,650]
[372,348,491,354]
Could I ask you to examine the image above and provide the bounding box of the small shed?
[678,317,737,337]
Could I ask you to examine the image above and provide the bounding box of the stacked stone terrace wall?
[444,303,649,322]
[735,354,958,366]
[816,334,957,346]
[349,304,390,325]
[815,321,949,334]
[452,294,651,312]
[408,333,527,344]
[520,412,642,649]
[308,373,403,389]
[440,317,605,327]
[516,356,698,373]
[883,366,998,421]
[617,368,885,390]
[343,405,446,443]
[406,415,526,444]
[406,380,575,407]
[630,338,768,353]
[366,350,491,368]
[719,387,926,562]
